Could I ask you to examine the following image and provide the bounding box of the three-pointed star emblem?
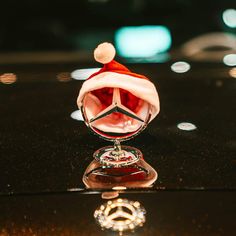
[89,88,144,124]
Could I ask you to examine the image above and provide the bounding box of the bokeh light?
[0,73,17,84]
[71,68,100,81]
[70,110,84,121]
[57,72,71,82]
[177,122,197,131]
[229,67,236,78]
[222,9,236,28]
[171,61,191,73]
[223,54,236,66]
[115,25,171,58]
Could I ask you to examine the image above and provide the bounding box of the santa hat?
[77,42,160,133]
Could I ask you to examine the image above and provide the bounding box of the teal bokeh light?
[222,9,236,28]
[115,25,172,58]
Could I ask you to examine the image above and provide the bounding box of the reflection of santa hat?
[77,42,160,123]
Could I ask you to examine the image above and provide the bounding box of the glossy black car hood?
[0,62,235,195]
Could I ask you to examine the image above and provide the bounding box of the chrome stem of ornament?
[93,142,142,167]
[94,198,146,234]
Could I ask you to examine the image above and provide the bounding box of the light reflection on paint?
[0,73,17,84]
[222,9,236,28]
[215,80,223,87]
[177,122,197,131]
[115,25,171,58]
[171,61,191,73]
[101,191,119,199]
[67,188,83,192]
[229,67,236,78]
[181,32,236,61]
[57,72,71,82]
[223,54,236,66]
[70,110,84,121]
[112,186,127,190]
[71,68,101,81]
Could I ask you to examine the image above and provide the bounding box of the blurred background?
[0,0,235,66]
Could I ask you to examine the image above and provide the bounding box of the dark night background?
[0,0,235,52]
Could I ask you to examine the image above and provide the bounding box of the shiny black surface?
[1,62,236,235]
[0,191,235,235]
[0,63,235,194]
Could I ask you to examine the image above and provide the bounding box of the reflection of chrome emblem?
[94,198,146,234]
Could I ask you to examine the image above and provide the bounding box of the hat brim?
[77,71,160,120]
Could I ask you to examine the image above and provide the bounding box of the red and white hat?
[77,42,160,133]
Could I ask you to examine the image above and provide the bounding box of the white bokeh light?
[223,54,236,66]
[229,67,236,78]
[177,122,197,131]
[70,110,84,121]
[171,61,191,73]
[71,68,101,81]
[222,9,236,28]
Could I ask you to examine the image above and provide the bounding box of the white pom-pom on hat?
[94,42,116,64]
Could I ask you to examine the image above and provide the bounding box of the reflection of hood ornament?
[94,198,146,234]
